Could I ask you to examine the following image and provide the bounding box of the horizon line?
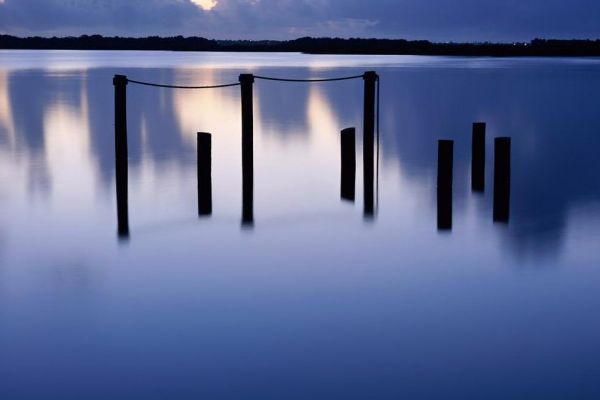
[2,34,600,45]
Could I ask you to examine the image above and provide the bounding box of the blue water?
[0,51,600,399]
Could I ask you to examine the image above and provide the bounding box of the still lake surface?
[1,50,600,399]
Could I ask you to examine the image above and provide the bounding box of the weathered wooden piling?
[363,71,378,217]
[113,74,129,237]
[437,140,454,231]
[472,122,486,192]
[340,127,356,202]
[493,137,511,223]
[239,74,254,226]
[197,132,212,216]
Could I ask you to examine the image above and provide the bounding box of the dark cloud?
[0,0,209,35]
[1,0,599,40]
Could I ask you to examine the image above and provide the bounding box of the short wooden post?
[113,74,129,238]
[437,140,454,231]
[340,127,356,202]
[239,74,254,226]
[472,122,486,192]
[363,71,378,217]
[197,132,212,216]
[493,137,511,223]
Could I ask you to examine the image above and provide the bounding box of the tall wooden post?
[340,127,356,202]
[197,132,212,216]
[363,71,378,217]
[493,137,511,223]
[113,74,129,238]
[239,74,254,226]
[437,140,453,231]
[472,122,486,192]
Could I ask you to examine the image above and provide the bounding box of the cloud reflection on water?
[0,59,599,262]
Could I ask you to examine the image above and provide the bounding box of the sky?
[0,0,599,42]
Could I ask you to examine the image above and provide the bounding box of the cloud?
[0,0,211,36]
[190,0,218,11]
[0,0,599,40]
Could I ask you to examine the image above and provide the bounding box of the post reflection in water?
[241,160,254,228]
[471,122,486,193]
[493,137,511,224]
[437,188,453,231]
[437,140,454,231]
[340,127,356,202]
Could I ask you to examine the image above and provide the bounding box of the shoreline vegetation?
[1,35,600,57]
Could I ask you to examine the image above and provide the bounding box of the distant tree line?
[1,35,600,56]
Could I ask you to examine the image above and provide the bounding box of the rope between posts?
[254,74,365,83]
[126,72,380,208]
[125,73,365,89]
[127,79,241,90]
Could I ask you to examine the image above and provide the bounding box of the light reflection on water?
[1,52,600,399]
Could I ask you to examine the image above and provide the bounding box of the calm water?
[1,50,600,399]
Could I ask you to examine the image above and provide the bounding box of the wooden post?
[437,140,453,231]
[340,127,356,202]
[493,137,511,223]
[363,71,378,217]
[113,74,129,238]
[239,74,254,226]
[472,122,486,192]
[197,132,212,216]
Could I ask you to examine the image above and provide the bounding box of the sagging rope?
[126,73,365,88]
[127,78,240,89]
[254,74,365,83]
